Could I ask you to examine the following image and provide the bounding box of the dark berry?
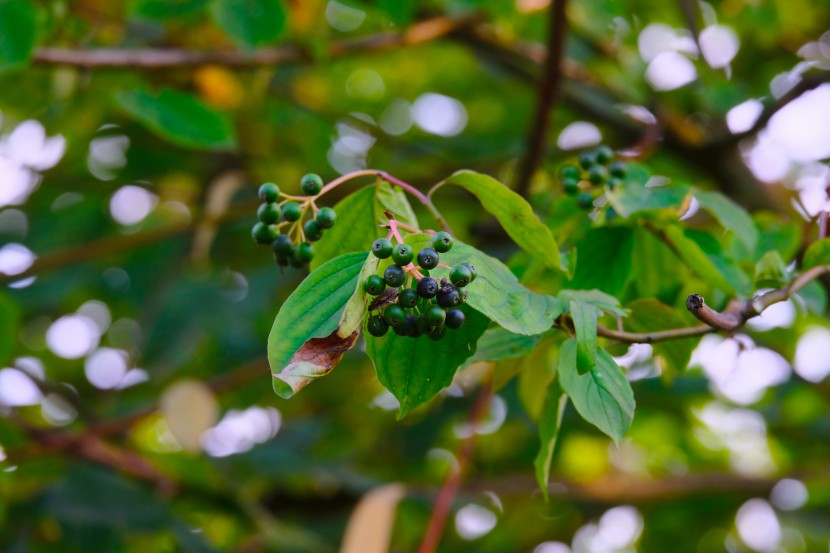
[252,222,277,244]
[432,231,453,253]
[445,309,465,329]
[437,286,460,308]
[610,161,627,178]
[294,242,314,263]
[595,145,614,164]
[258,182,280,203]
[460,262,477,283]
[384,265,406,287]
[426,305,446,326]
[383,305,406,327]
[588,165,608,186]
[559,164,581,181]
[315,207,336,228]
[562,178,580,196]
[271,234,292,256]
[372,238,393,259]
[303,220,323,242]
[456,286,468,303]
[417,277,439,299]
[398,288,418,308]
[607,177,623,190]
[577,192,594,210]
[282,202,302,222]
[257,202,280,224]
[364,275,386,296]
[391,243,414,265]
[288,254,304,268]
[578,152,596,169]
[393,314,417,336]
[415,315,431,336]
[450,265,472,287]
[428,325,446,340]
[367,315,389,337]
[417,248,439,270]
[300,173,324,195]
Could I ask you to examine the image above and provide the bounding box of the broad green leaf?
[631,226,684,303]
[570,227,634,296]
[0,0,37,70]
[754,250,789,289]
[366,305,489,418]
[468,327,543,364]
[606,179,690,217]
[534,386,568,502]
[663,225,749,295]
[311,182,417,270]
[797,280,827,315]
[754,212,800,263]
[558,289,627,317]
[405,235,562,335]
[695,190,759,252]
[804,238,830,269]
[118,89,237,150]
[210,0,287,49]
[517,342,556,419]
[445,170,562,272]
[570,300,598,374]
[0,292,20,364]
[558,339,635,444]
[269,252,368,398]
[624,299,698,377]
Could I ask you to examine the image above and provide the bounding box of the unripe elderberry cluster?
[363,231,477,340]
[251,174,337,269]
[557,144,627,210]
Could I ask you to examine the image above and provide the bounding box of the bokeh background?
[1,0,830,552]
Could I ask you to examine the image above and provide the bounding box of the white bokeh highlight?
[736,499,781,552]
[455,504,497,540]
[200,406,282,457]
[0,243,36,276]
[794,327,830,382]
[770,478,809,511]
[411,93,468,137]
[699,25,740,69]
[46,315,101,359]
[110,185,158,226]
[557,122,602,150]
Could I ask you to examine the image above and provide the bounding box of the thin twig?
[596,322,713,344]
[515,0,569,198]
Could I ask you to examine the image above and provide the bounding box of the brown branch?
[515,0,570,198]
[596,322,713,344]
[416,372,493,553]
[32,15,478,69]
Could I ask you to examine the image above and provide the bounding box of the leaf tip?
[272,377,295,399]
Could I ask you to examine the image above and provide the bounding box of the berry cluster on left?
[250,174,337,270]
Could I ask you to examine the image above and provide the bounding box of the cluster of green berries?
[251,174,336,269]
[363,231,477,340]
[558,145,627,210]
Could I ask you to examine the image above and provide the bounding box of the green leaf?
[517,342,556,419]
[117,89,237,150]
[445,170,563,272]
[405,235,562,335]
[558,339,635,444]
[796,280,827,315]
[663,225,750,295]
[210,0,287,49]
[269,252,368,398]
[606,179,690,217]
[631,227,684,303]
[366,305,490,418]
[624,299,698,377]
[558,289,627,317]
[0,292,20,365]
[754,250,789,289]
[378,0,417,25]
[0,0,37,70]
[311,181,418,270]
[570,227,634,296]
[467,327,543,364]
[804,238,830,269]
[570,300,598,374]
[695,190,759,252]
[534,387,568,502]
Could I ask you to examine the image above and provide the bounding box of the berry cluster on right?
[363,231,477,340]
[558,144,627,210]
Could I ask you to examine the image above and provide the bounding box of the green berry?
[282,202,302,222]
[258,182,280,203]
[364,275,386,296]
[559,164,581,181]
[445,309,465,329]
[456,286,468,303]
[384,265,406,287]
[393,314,417,336]
[450,265,472,287]
[579,152,596,169]
[271,234,292,256]
[303,219,323,242]
[432,231,454,253]
[460,262,477,283]
[417,248,439,270]
[300,173,324,195]
[257,202,281,224]
[398,288,419,308]
[610,161,627,178]
[426,305,446,326]
[428,325,446,341]
[562,178,580,195]
[252,222,277,244]
[595,145,614,164]
[577,192,594,210]
[607,177,623,190]
[437,286,460,308]
[372,238,393,259]
[391,243,414,265]
[367,315,389,337]
[294,242,315,263]
[315,207,336,228]
[383,304,406,327]
[417,277,439,299]
[588,165,608,186]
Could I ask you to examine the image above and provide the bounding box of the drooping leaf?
[695,190,759,253]
[269,252,368,398]
[754,250,789,289]
[663,225,751,296]
[0,291,20,364]
[445,170,563,272]
[570,227,634,296]
[467,327,543,365]
[517,342,556,419]
[366,305,489,418]
[606,179,691,217]
[311,181,418,270]
[797,280,827,315]
[558,339,635,444]
[558,289,627,317]
[624,299,698,377]
[117,89,237,150]
[570,300,598,374]
[631,226,685,304]
[0,0,37,70]
[209,0,287,49]
[804,238,830,269]
[534,386,568,502]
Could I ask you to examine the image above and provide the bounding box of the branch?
[515,0,570,198]
[32,15,478,69]
[596,322,713,344]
